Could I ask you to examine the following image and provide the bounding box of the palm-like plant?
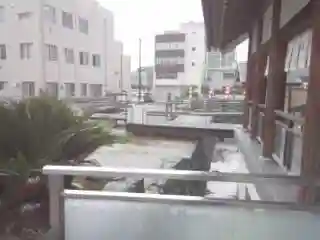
[0,96,115,173]
[0,96,116,236]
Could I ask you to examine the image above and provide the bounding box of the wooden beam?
[263,0,287,157]
[249,19,266,138]
[280,2,312,42]
[251,50,268,139]
[300,0,320,203]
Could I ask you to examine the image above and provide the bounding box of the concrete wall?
[153,85,181,102]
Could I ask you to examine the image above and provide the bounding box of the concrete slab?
[234,127,299,202]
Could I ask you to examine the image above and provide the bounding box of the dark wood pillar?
[300,0,320,203]
[243,33,253,129]
[251,50,267,139]
[262,0,287,158]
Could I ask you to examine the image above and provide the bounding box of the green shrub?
[0,96,117,237]
[0,96,115,176]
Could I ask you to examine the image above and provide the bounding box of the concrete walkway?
[206,142,259,200]
[234,127,299,202]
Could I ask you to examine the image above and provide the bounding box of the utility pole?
[138,38,142,102]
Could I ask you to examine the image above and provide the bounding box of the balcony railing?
[43,165,320,240]
[273,110,304,173]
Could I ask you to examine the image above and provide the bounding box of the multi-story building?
[106,40,131,94]
[153,22,206,101]
[203,49,238,92]
[0,0,122,98]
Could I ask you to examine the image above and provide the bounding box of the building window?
[223,72,235,79]
[81,83,88,97]
[79,17,89,34]
[20,43,33,59]
[22,82,35,97]
[155,42,185,51]
[0,81,7,90]
[64,48,74,64]
[46,82,58,97]
[18,12,33,20]
[0,44,6,60]
[79,52,89,65]
[156,57,184,65]
[192,61,195,66]
[43,5,56,24]
[0,6,5,22]
[92,54,101,67]
[192,47,196,51]
[45,44,58,61]
[65,83,75,97]
[62,11,73,29]
[89,84,102,97]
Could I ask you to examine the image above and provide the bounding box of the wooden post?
[300,0,320,203]
[262,0,287,158]
[251,50,267,139]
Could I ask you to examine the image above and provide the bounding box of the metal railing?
[273,111,304,173]
[127,99,244,126]
[43,165,320,239]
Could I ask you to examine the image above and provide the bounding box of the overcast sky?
[98,0,248,70]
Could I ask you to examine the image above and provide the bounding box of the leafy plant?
[0,96,116,173]
[0,96,117,237]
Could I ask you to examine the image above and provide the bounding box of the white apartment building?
[203,50,238,91]
[0,0,122,98]
[153,22,206,101]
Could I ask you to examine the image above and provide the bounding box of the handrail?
[275,110,304,125]
[43,165,320,186]
[146,111,243,117]
[275,120,303,137]
[44,166,320,238]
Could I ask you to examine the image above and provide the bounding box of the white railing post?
[48,175,65,239]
